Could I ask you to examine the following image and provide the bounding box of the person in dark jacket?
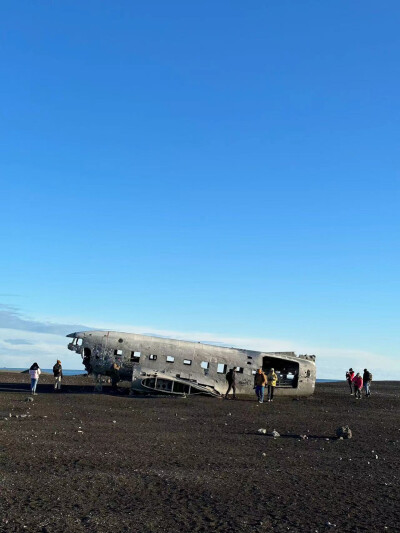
[110,362,121,390]
[225,368,237,399]
[346,368,355,394]
[53,360,63,391]
[363,369,372,397]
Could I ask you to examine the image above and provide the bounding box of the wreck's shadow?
[0,382,97,395]
[0,381,205,398]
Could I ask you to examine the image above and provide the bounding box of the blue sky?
[1,1,399,378]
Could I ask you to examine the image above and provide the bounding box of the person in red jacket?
[345,368,355,394]
[353,373,363,399]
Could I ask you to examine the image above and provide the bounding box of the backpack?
[369,372,373,382]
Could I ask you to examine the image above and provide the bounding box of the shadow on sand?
[0,381,104,395]
[255,431,339,440]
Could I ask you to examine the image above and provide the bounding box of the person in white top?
[29,362,41,395]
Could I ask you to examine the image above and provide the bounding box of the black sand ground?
[0,373,399,532]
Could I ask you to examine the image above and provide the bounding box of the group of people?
[28,360,63,394]
[253,368,277,403]
[225,367,278,403]
[345,367,372,399]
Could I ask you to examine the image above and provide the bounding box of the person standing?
[254,368,267,403]
[267,368,278,402]
[110,362,121,390]
[353,372,363,399]
[53,360,63,392]
[346,368,355,395]
[363,368,372,397]
[29,362,41,395]
[225,368,237,399]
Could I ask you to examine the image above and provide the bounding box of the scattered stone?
[300,434,308,440]
[25,397,33,402]
[336,426,352,439]
[271,430,280,438]
[258,428,267,434]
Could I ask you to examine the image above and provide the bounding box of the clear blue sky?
[1,1,399,377]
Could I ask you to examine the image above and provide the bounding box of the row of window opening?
[114,349,245,374]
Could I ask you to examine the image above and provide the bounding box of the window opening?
[200,361,209,370]
[217,363,227,374]
[114,349,123,356]
[130,351,141,363]
[166,356,175,363]
[156,378,173,391]
[172,381,190,394]
[236,367,244,373]
[183,359,192,365]
[149,354,157,360]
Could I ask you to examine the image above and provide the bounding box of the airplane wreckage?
[67,331,316,397]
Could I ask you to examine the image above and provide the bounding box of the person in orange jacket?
[254,369,267,403]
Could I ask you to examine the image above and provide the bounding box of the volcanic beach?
[0,373,399,532]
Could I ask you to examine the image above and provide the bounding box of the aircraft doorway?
[82,347,92,373]
[262,357,299,388]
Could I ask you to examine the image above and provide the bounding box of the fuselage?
[67,330,316,397]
